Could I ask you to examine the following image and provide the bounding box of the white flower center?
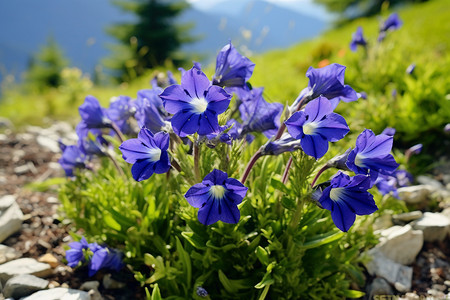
[148,148,162,162]
[210,185,226,199]
[190,97,208,114]
[329,187,343,201]
[303,122,318,135]
[354,153,365,167]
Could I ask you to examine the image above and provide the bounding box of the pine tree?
[104,0,195,82]
[26,36,69,89]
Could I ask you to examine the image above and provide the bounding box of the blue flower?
[238,87,284,138]
[159,67,232,137]
[293,63,358,109]
[285,96,350,159]
[58,144,88,177]
[196,287,209,297]
[185,169,248,225]
[406,63,416,75]
[78,96,112,129]
[119,127,171,181]
[381,127,396,136]
[375,169,413,198]
[346,129,399,178]
[106,95,135,135]
[407,143,423,155]
[66,237,89,268]
[212,42,255,88]
[378,13,402,41]
[134,88,170,134]
[75,123,109,156]
[350,26,367,52]
[88,243,123,277]
[261,133,302,156]
[319,171,378,232]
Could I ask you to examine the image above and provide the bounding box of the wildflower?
[378,13,402,41]
[212,42,255,88]
[350,26,367,52]
[78,95,112,129]
[239,87,284,138]
[88,243,123,277]
[196,286,209,297]
[66,237,89,268]
[319,171,378,232]
[58,144,88,177]
[444,123,450,133]
[406,63,416,75]
[119,127,171,181]
[134,89,170,134]
[285,96,350,159]
[381,127,396,136]
[260,133,302,156]
[375,169,413,198]
[291,63,358,110]
[185,169,248,225]
[159,67,232,137]
[75,123,109,156]
[407,144,423,155]
[106,95,135,135]
[346,129,399,178]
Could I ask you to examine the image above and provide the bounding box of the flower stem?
[310,164,330,188]
[281,157,293,184]
[193,141,201,182]
[110,122,125,144]
[105,150,125,178]
[241,149,262,184]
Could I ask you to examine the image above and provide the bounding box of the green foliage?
[104,0,195,82]
[25,36,69,90]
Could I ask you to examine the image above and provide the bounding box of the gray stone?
[79,281,99,291]
[3,274,49,299]
[367,277,394,299]
[19,287,90,300]
[0,244,21,264]
[412,212,450,242]
[373,214,394,231]
[417,175,444,189]
[376,225,423,265]
[364,248,412,292]
[398,185,434,204]
[0,258,52,284]
[393,211,423,223]
[102,274,126,289]
[0,195,16,211]
[36,135,60,153]
[0,200,23,243]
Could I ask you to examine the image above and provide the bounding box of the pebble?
[392,211,423,223]
[0,258,52,284]
[2,274,49,299]
[0,244,22,264]
[20,287,90,300]
[398,185,434,205]
[0,196,23,243]
[412,212,450,242]
[38,253,59,268]
[417,175,444,189]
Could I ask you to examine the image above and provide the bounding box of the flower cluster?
[66,236,123,276]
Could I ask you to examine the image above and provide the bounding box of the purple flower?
[239,87,284,138]
[407,143,423,155]
[381,127,396,137]
[88,243,123,277]
[159,67,232,137]
[261,133,302,156]
[196,287,208,297]
[75,123,109,156]
[58,144,88,177]
[285,96,350,159]
[346,129,399,178]
[106,96,135,135]
[79,96,112,129]
[134,89,170,134]
[294,64,358,109]
[212,42,255,88]
[66,237,89,268]
[375,169,413,198]
[151,71,178,89]
[378,13,402,41]
[406,63,416,75]
[350,26,367,52]
[119,127,171,181]
[444,123,450,133]
[185,169,248,225]
[319,171,378,232]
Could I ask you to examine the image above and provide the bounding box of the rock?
[2,274,49,299]
[367,277,394,299]
[398,185,434,205]
[0,258,52,284]
[364,248,412,292]
[0,195,16,210]
[0,244,22,264]
[36,135,60,153]
[80,281,100,291]
[0,196,23,243]
[417,175,444,189]
[38,253,59,268]
[402,292,420,300]
[412,212,450,242]
[20,287,90,300]
[373,214,394,231]
[102,273,126,289]
[393,211,423,223]
[376,225,423,265]
[14,162,38,175]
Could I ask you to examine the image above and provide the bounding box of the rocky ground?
[0,122,449,299]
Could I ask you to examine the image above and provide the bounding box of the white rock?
[393,211,423,223]
[416,175,444,189]
[0,244,22,264]
[36,135,60,153]
[0,258,52,284]
[0,200,23,243]
[412,212,450,242]
[3,274,49,299]
[398,185,434,204]
[19,287,90,300]
[364,248,412,292]
[0,195,16,210]
[376,225,423,265]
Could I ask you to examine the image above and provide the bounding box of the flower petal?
[301,134,329,159]
[171,111,200,137]
[181,68,210,99]
[131,159,156,182]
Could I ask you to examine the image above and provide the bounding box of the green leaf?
[270,178,290,194]
[281,196,296,210]
[151,284,163,300]
[176,237,192,288]
[255,246,269,266]
[104,214,122,231]
[298,231,345,249]
[344,289,365,298]
[218,270,237,293]
[254,272,274,289]
[181,232,206,250]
